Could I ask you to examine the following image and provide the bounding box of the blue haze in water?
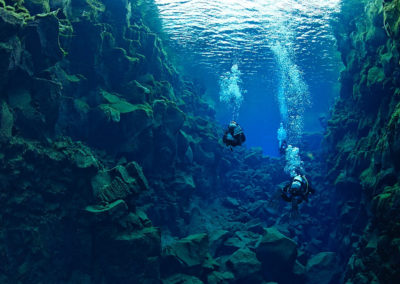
[153,0,343,156]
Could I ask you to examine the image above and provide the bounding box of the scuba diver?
[279,140,288,156]
[281,174,315,215]
[277,122,288,156]
[223,121,246,150]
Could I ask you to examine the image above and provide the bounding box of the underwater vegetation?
[0,0,399,284]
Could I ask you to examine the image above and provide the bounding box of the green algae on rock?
[325,0,400,282]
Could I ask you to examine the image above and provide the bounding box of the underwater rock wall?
[0,0,346,283]
[0,0,216,282]
[326,0,400,282]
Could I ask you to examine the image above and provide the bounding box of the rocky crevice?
[326,0,400,282]
[1,0,395,283]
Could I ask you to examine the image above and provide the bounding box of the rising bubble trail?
[272,42,310,176]
[219,64,244,121]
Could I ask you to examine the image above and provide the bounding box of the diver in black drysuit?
[281,174,315,212]
[279,140,288,156]
[223,121,246,150]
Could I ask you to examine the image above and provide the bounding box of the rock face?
[1,0,397,283]
[0,136,159,283]
[325,0,400,282]
[0,0,186,282]
[0,1,241,282]
[306,252,340,284]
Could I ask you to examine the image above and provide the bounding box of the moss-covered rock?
[326,0,400,282]
[23,0,50,14]
[383,0,400,38]
[24,13,64,72]
[0,6,25,38]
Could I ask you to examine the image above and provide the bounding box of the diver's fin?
[289,201,300,221]
[268,190,282,211]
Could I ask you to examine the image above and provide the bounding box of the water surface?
[154,0,343,155]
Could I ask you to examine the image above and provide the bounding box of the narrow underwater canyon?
[0,0,399,283]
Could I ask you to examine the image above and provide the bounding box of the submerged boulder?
[209,230,232,257]
[91,161,149,204]
[207,271,234,284]
[162,233,210,277]
[225,247,262,282]
[256,227,298,282]
[219,230,261,257]
[164,233,209,267]
[162,273,204,284]
[306,252,340,284]
[99,226,162,283]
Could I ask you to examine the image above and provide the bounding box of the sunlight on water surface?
[154,0,342,82]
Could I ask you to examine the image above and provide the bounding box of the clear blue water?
[153,0,343,156]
